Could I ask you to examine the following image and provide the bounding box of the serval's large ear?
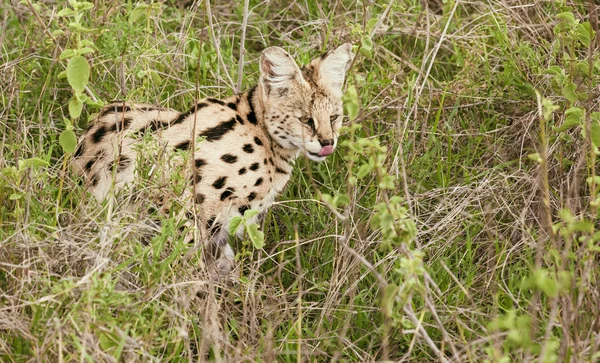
[259,47,303,96]
[317,43,354,93]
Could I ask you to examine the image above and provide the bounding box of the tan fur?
[72,44,354,276]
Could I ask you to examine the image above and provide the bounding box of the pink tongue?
[318,145,334,156]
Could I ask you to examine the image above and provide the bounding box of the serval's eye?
[306,117,315,130]
[330,114,340,123]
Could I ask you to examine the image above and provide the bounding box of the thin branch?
[205,0,235,90]
[235,0,250,94]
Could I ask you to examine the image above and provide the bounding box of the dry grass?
[2,0,600,361]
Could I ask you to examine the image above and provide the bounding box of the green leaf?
[57,8,74,17]
[381,284,399,318]
[78,47,95,55]
[335,194,350,206]
[247,223,265,249]
[342,86,360,120]
[591,121,600,148]
[576,22,593,47]
[18,157,49,170]
[59,49,75,59]
[59,130,78,153]
[359,35,373,58]
[68,98,83,119]
[561,83,578,103]
[9,193,21,200]
[556,12,575,24]
[361,35,373,51]
[357,163,371,178]
[148,70,161,85]
[228,216,243,236]
[74,1,94,11]
[541,98,559,121]
[544,66,563,75]
[66,55,90,94]
[243,209,259,219]
[129,6,147,23]
[528,153,542,163]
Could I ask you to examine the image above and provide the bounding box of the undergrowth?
[2,0,600,362]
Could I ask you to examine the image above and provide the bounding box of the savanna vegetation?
[2,0,600,361]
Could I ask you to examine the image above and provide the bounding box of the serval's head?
[258,43,354,161]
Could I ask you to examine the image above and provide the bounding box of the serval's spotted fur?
[73,44,354,276]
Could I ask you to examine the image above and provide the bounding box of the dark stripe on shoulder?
[173,102,209,125]
[200,119,236,142]
[275,167,287,174]
[99,104,130,117]
[247,86,258,125]
[107,117,133,132]
[206,98,225,106]
[91,125,109,143]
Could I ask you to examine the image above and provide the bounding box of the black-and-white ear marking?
[319,43,354,92]
[260,47,302,94]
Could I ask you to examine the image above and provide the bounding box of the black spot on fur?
[227,102,237,111]
[200,119,236,141]
[206,216,221,235]
[254,137,263,146]
[195,158,207,168]
[248,192,256,201]
[91,125,108,143]
[235,114,244,124]
[238,167,247,175]
[116,155,131,172]
[275,167,287,174]
[243,144,254,153]
[212,176,227,189]
[84,160,95,172]
[90,173,99,187]
[195,193,205,204]
[174,140,191,151]
[207,98,225,106]
[221,154,238,163]
[74,142,86,158]
[238,205,249,215]
[191,172,202,185]
[220,187,235,201]
[250,163,259,171]
[254,178,263,186]
[173,102,209,125]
